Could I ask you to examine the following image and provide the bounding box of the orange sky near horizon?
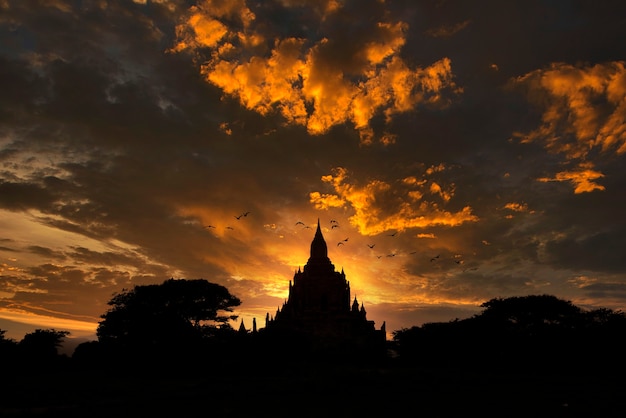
[1,0,626,344]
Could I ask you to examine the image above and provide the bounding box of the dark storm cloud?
[581,282,626,301]
[0,274,47,296]
[27,245,66,260]
[0,181,56,210]
[0,0,215,147]
[545,227,626,274]
[66,246,146,267]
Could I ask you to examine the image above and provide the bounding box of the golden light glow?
[0,308,97,336]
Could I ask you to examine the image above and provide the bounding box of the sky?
[1,0,626,343]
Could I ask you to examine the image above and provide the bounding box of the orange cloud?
[503,202,529,212]
[429,181,453,202]
[170,1,254,52]
[537,163,606,194]
[310,167,478,236]
[513,61,626,192]
[502,202,534,219]
[309,191,346,210]
[172,0,459,144]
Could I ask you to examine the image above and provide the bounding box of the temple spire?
[307,218,331,266]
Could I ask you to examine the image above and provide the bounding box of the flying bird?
[331,224,340,229]
[203,225,216,229]
[295,221,305,226]
[388,231,398,237]
[367,244,376,249]
[337,242,345,246]
[235,211,251,220]
[226,226,234,230]
[430,255,440,262]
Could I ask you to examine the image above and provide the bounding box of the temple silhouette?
[262,220,386,356]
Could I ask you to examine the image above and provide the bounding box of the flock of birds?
[203,214,479,272]
[203,211,251,231]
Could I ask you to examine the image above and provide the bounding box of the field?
[3,360,624,417]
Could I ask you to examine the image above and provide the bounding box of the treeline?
[391,294,626,377]
[0,328,71,372]
[2,280,626,377]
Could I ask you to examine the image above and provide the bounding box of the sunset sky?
[1,0,626,343]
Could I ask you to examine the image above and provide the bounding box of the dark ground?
[2,359,625,418]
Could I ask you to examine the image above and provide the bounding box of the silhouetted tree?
[1,329,18,372]
[477,294,582,333]
[582,307,626,329]
[97,278,241,355]
[71,340,105,369]
[1,328,17,353]
[19,329,70,358]
[16,329,70,372]
[1,328,14,343]
[392,295,626,375]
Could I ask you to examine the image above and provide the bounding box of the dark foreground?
[2,359,624,418]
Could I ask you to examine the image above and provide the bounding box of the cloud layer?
[1,0,626,340]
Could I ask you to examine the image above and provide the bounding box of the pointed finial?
[308,217,330,263]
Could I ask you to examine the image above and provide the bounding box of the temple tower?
[264,220,386,353]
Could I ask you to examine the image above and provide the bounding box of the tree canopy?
[477,294,583,329]
[0,328,17,355]
[97,278,241,348]
[391,294,626,372]
[17,329,71,370]
[19,329,69,355]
